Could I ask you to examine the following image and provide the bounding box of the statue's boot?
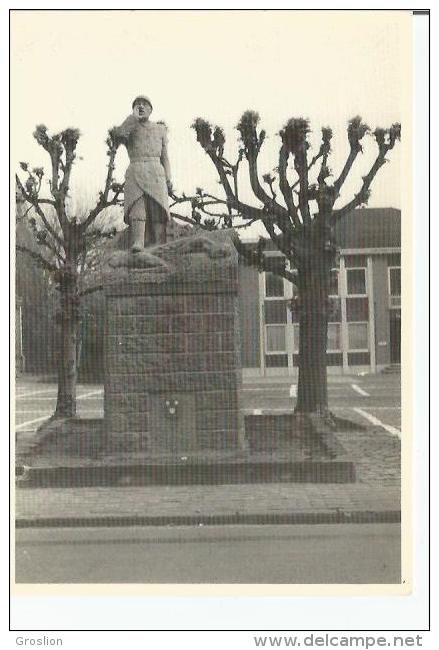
[130,220,145,253]
[156,220,167,244]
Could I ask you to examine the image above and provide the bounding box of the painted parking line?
[16,410,56,414]
[16,406,104,417]
[352,407,401,438]
[242,386,346,392]
[16,389,103,401]
[15,416,51,431]
[77,390,103,399]
[15,390,104,431]
[15,395,102,401]
[16,397,58,403]
[241,384,288,393]
[16,388,58,399]
[15,410,104,430]
[244,406,401,416]
[348,406,401,410]
[351,384,370,397]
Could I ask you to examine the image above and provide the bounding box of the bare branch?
[80,186,123,233]
[333,117,369,196]
[333,123,401,222]
[16,175,64,249]
[233,236,297,284]
[33,125,61,197]
[16,244,59,273]
[278,144,301,227]
[79,129,122,233]
[191,117,301,250]
[32,125,73,234]
[31,229,65,263]
[236,111,290,220]
[280,118,312,224]
[192,118,277,222]
[59,128,81,195]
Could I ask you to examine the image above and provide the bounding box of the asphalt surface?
[14,376,401,587]
[15,523,401,584]
[15,374,401,434]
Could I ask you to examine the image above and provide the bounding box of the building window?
[265,325,286,353]
[328,297,342,322]
[346,268,367,296]
[346,297,369,321]
[265,272,284,298]
[348,352,370,366]
[388,266,401,309]
[329,269,339,297]
[387,253,401,267]
[264,300,287,324]
[292,323,341,353]
[263,259,290,368]
[327,323,341,351]
[264,258,286,298]
[348,322,369,351]
[389,267,401,296]
[292,323,300,353]
[265,354,288,368]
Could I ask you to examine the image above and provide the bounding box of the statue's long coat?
[115,115,171,225]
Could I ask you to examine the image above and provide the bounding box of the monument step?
[16,459,355,488]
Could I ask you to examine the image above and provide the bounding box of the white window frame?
[388,266,401,309]
[261,257,295,373]
[346,266,368,297]
[292,322,342,354]
[347,321,369,352]
[292,323,300,354]
[263,277,288,357]
[327,322,342,352]
[264,324,288,355]
[329,268,340,298]
[327,267,342,353]
[263,257,287,300]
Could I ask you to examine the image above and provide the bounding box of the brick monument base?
[103,231,245,454]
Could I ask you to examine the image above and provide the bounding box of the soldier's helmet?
[132,95,153,111]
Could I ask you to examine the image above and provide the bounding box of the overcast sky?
[11,10,410,237]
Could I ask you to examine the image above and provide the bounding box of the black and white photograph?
[9,7,428,632]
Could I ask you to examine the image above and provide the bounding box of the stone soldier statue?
[115,96,173,252]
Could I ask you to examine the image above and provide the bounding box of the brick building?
[238,208,401,378]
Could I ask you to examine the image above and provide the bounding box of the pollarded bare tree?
[16,125,123,420]
[172,112,401,438]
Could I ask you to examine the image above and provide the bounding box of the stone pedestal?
[103,231,245,453]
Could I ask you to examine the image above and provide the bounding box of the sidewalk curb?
[15,510,401,528]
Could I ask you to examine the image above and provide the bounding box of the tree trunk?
[295,260,330,416]
[54,272,79,419]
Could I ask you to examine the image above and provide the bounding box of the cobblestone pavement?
[336,428,400,485]
[15,483,400,521]
[15,405,400,524]
[15,375,401,523]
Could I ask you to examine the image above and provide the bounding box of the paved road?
[15,523,401,584]
[15,375,401,434]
